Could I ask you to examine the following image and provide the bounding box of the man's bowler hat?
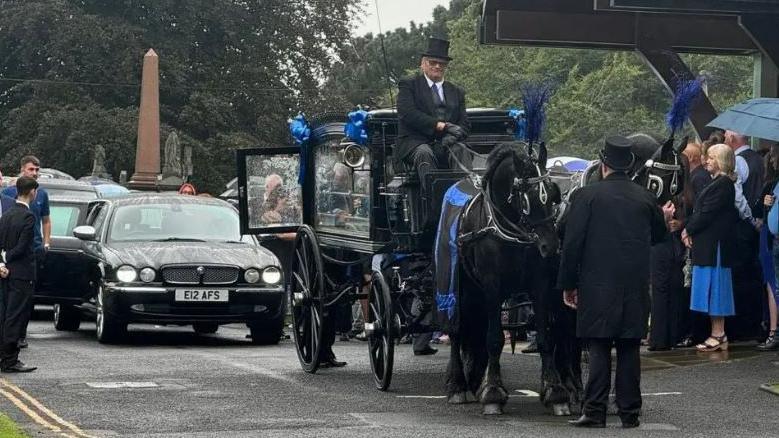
[599,135,635,172]
[421,37,452,61]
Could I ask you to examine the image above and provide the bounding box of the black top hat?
[421,37,452,61]
[599,135,635,172]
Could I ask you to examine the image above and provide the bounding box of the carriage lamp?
[139,267,156,283]
[261,267,282,285]
[116,265,137,283]
[342,144,366,168]
[244,268,261,284]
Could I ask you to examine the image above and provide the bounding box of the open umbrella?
[707,98,779,142]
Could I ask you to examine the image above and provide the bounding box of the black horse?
[580,133,688,205]
[443,141,564,415]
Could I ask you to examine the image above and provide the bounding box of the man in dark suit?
[396,38,471,357]
[0,176,39,373]
[396,38,471,217]
[559,136,673,428]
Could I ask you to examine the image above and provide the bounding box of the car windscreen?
[44,188,98,199]
[49,205,82,237]
[108,203,241,243]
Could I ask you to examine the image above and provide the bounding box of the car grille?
[162,266,239,285]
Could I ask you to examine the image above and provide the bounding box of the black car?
[63,193,285,344]
[37,197,93,310]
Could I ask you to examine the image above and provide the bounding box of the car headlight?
[116,265,137,283]
[139,267,156,283]
[261,267,281,285]
[244,268,260,284]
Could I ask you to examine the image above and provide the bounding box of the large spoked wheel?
[367,270,395,391]
[289,225,325,373]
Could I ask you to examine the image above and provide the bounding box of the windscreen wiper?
[151,237,207,242]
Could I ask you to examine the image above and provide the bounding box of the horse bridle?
[634,150,683,199]
[460,163,556,246]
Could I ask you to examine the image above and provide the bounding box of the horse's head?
[629,133,688,205]
[484,141,561,258]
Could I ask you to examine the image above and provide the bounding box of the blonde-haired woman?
[681,144,740,351]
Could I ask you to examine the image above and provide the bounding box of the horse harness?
[457,163,554,247]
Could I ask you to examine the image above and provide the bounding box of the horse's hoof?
[482,403,503,415]
[448,392,470,404]
[552,403,571,416]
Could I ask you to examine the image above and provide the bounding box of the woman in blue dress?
[681,144,740,352]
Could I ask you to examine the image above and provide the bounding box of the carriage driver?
[396,37,472,228]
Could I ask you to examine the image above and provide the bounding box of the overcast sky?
[353,0,449,36]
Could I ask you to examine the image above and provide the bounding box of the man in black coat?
[396,37,471,226]
[559,136,673,428]
[0,176,39,373]
[396,37,471,356]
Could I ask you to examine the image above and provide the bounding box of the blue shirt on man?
[1,186,49,251]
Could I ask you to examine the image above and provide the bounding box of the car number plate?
[175,289,229,302]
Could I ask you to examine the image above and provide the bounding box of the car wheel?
[96,283,126,344]
[248,319,283,345]
[193,323,219,334]
[53,304,81,331]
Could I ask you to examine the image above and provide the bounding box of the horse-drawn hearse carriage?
[235,108,549,384]
[235,91,692,415]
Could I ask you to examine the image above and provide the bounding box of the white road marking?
[86,382,159,389]
[514,389,540,397]
[642,392,682,396]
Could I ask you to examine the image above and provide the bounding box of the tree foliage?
[333,0,753,160]
[0,0,359,193]
[0,0,756,191]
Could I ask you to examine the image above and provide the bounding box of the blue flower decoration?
[288,114,310,145]
[344,109,369,145]
[288,114,310,185]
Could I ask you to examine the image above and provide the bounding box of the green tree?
[0,0,359,193]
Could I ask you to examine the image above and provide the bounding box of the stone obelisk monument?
[129,49,161,190]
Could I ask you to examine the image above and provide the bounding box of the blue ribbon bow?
[288,114,311,185]
[344,109,369,145]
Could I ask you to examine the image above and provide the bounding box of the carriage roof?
[307,107,516,149]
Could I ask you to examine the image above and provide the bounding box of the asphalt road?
[1,313,778,438]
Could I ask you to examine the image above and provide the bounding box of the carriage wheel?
[289,225,325,373]
[367,270,395,391]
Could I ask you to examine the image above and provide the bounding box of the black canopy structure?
[480,0,779,138]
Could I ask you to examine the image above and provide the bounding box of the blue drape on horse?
[434,179,478,333]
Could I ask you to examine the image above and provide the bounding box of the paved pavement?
[1,313,779,437]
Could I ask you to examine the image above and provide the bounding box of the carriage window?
[314,140,371,237]
[244,154,303,229]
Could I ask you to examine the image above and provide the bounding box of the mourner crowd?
[384,38,778,428]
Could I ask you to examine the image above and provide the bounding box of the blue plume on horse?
[665,77,703,135]
[288,113,310,185]
[288,113,310,145]
[508,108,527,141]
[344,109,370,145]
[520,83,552,145]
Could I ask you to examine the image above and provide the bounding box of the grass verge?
[0,412,29,438]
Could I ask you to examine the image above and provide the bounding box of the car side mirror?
[73,225,97,241]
